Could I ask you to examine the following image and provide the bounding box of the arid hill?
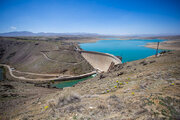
[1,50,180,119]
[0,37,94,75]
[0,36,180,119]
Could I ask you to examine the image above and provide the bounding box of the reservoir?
[53,74,95,88]
[80,39,165,63]
[54,39,165,88]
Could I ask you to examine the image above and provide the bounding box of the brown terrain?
[0,37,94,77]
[0,36,180,120]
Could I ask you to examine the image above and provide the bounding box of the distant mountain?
[1,31,179,37]
[0,31,99,37]
[0,31,35,36]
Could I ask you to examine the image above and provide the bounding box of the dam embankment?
[0,39,122,83]
[0,49,122,83]
[79,50,122,72]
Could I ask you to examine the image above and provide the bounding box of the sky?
[0,0,180,35]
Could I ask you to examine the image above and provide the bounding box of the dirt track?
[0,64,96,83]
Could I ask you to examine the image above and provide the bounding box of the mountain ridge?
[0,31,99,37]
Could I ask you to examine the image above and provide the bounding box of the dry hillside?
[0,37,94,75]
[0,50,180,120]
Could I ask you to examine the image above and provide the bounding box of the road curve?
[0,64,96,83]
[40,51,86,65]
[41,52,57,62]
[13,70,60,76]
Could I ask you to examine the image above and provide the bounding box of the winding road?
[40,52,57,62]
[13,70,60,76]
[40,51,86,65]
[0,64,96,83]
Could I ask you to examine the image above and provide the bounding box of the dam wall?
[80,50,122,72]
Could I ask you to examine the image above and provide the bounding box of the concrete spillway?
[80,51,122,72]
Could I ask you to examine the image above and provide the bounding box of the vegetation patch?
[0,66,6,80]
[145,95,180,119]
[58,93,81,107]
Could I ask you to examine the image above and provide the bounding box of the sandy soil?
[145,40,180,50]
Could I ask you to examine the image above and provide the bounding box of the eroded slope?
[0,38,94,75]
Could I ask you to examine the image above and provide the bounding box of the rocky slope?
[1,50,180,120]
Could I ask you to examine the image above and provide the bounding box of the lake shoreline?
[80,39,165,63]
[76,37,173,44]
[145,40,180,50]
[78,38,180,51]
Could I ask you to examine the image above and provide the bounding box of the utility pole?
[156,42,160,57]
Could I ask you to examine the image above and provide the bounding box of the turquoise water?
[80,39,165,63]
[53,39,165,88]
[53,74,96,88]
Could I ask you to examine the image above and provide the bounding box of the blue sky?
[0,0,180,35]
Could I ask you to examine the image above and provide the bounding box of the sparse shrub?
[107,95,123,111]
[139,60,148,66]
[58,93,81,107]
[145,96,180,119]
[97,104,106,110]
[119,82,123,85]
[109,95,118,99]
[99,74,106,79]
[117,72,124,76]
[73,115,77,120]
[160,50,170,54]
[44,106,49,109]
[64,105,84,113]
[149,60,156,64]
[115,80,124,88]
